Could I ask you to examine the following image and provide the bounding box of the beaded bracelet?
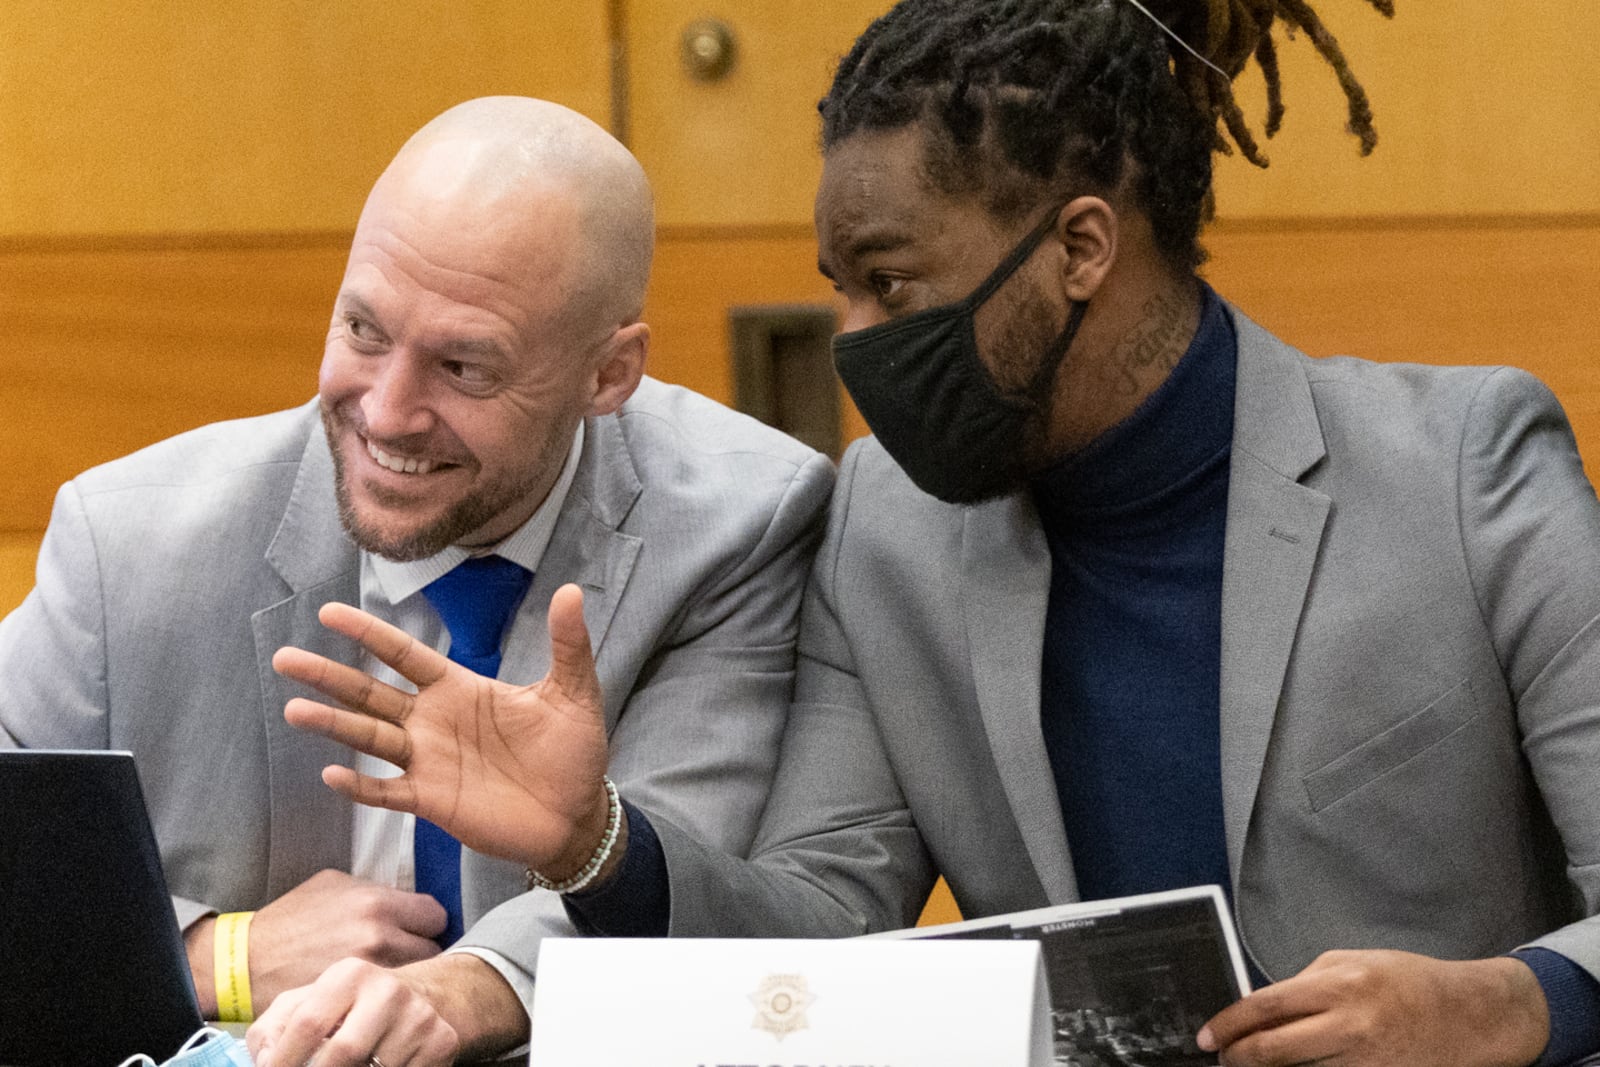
[526,776,621,894]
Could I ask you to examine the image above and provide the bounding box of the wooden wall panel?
[1212,5,1600,219]
[0,534,42,618]
[918,879,963,928]
[0,238,346,533]
[1202,218,1600,477]
[0,2,611,237]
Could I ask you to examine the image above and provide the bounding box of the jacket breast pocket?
[1302,679,1480,813]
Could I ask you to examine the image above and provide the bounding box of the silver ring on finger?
[367,1057,388,1067]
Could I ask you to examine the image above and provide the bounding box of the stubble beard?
[978,277,1071,493]
[321,404,567,563]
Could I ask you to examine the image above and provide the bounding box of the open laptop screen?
[0,750,203,1066]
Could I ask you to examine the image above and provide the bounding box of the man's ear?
[1052,196,1118,303]
[587,322,649,417]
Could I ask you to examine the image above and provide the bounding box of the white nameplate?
[528,937,1051,1067]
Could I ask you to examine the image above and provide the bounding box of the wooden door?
[622,1,880,441]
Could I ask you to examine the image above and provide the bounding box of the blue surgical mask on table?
[118,1027,254,1067]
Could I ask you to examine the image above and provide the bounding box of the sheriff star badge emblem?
[749,973,816,1040]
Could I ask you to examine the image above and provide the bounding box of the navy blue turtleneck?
[1031,283,1235,904]
[1024,284,1597,1064]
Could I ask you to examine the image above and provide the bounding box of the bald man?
[0,96,832,1055]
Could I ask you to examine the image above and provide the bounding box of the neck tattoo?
[1100,288,1196,399]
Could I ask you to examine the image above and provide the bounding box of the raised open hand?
[272,583,612,879]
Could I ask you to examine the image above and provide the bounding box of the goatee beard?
[320,406,496,562]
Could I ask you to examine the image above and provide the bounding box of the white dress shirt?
[348,421,584,1003]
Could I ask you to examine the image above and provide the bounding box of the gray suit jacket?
[0,377,834,981]
[655,307,1600,985]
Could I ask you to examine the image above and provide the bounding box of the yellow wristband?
[212,911,255,1023]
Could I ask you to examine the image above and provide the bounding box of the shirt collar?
[366,419,585,604]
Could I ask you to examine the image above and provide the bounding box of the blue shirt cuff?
[562,798,671,937]
[1511,946,1600,1067]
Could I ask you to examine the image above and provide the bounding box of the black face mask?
[832,204,1088,504]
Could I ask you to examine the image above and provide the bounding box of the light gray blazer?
[0,377,834,980]
[656,307,1600,985]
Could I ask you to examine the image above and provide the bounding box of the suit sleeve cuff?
[562,798,671,937]
[1510,946,1600,1066]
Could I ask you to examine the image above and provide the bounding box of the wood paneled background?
[2,1,1596,925]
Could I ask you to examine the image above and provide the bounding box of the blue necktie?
[415,554,532,945]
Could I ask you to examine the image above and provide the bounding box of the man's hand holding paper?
[1198,950,1549,1067]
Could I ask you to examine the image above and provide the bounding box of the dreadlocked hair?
[821,0,1393,273]
[1176,0,1393,162]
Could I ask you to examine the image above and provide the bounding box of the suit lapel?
[963,495,1079,903]
[464,410,650,915]
[252,413,360,898]
[499,411,643,732]
[1218,308,1331,888]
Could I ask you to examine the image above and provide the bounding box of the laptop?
[0,750,203,1066]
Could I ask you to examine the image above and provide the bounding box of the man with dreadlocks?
[253,2,1600,1065]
